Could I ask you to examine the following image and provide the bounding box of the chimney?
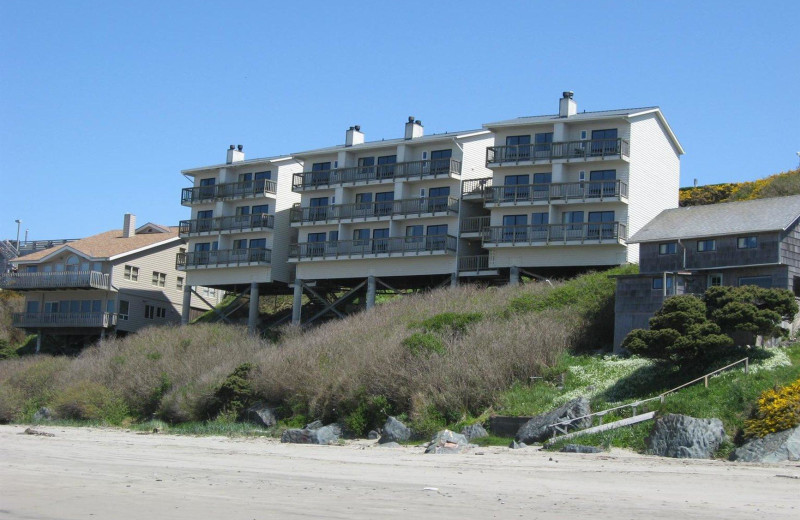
[559,91,577,117]
[226,144,245,164]
[123,213,136,238]
[345,125,365,147]
[404,116,424,140]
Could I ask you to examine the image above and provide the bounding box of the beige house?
[1,214,219,349]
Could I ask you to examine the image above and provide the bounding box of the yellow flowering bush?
[680,168,800,207]
[744,379,800,438]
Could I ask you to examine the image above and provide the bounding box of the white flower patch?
[553,356,654,406]
[746,348,791,374]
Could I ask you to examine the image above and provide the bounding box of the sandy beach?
[0,424,798,519]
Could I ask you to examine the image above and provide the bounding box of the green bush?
[414,312,483,335]
[0,382,25,423]
[204,363,257,419]
[342,394,391,436]
[403,332,445,356]
[52,380,129,424]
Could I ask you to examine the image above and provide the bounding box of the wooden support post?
[509,266,520,286]
[704,375,709,388]
[366,276,376,310]
[36,330,42,354]
[292,280,303,326]
[248,282,259,335]
[181,285,192,325]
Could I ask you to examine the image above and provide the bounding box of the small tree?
[704,285,798,337]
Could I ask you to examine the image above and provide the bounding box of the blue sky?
[1,0,798,240]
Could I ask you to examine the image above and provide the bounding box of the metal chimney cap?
[563,91,574,99]
[237,144,243,151]
[415,120,422,126]
[229,145,235,150]
[354,125,361,131]
[408,116,415,122]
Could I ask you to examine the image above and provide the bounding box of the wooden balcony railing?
[486,138,630,164]
[292,158,462,190]
[176,248,272,269]
[484,180,628,204]
[460,216,490,234]
[179,214,275,236]
[0,270,110,291]
[290,234,457,259]
[290,196,459,223]
[458,255,491,272]
[181,179,277,205]
[462,177,493,197]
[13,312,117,328]
[483,222,627,245]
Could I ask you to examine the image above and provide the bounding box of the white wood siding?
[296,255,456,280]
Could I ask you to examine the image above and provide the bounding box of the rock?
[646,414,727,459]
[509,440,527,449]
[305,420,323,430]
[425,430,471,454]
[515,397,592,444]
[240,402,277,428]
[461,423,488,441]
[731,426,800,463]
[379,417,412,444]
[378,441,401,448]
[32,407,53,422]
[280,423,341,445]
[367,430,380,440]
[560,444,604,454]
[22,428,54,437]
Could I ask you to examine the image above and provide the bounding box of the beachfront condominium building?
[0,214,219,349]
[288,119,494,321]
[461,92,684,280]
[177,146,302,330]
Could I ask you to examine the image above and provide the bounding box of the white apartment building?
[287,118,493,322]
[178,146,302,330]
[462,92,683,280]
[1,214,218,349]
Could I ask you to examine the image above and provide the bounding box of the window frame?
[124,265,139,281]
[737,236,758,249]
[697,239,716,252]
[659,242,677,255]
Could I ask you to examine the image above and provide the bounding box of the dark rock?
[560,444,604,454]
[378,442,401,448]
[515,397,591,444]
[241,402,277,428]
[280,423,341,445]
[509,440,527,449]
[425,430,471,454]
[22,428,54,437]
[305,420,324,430]
[461,423,488,442]
[731,426,800,463]
[33,407,53,422]
[379,417,412,444]
[367,430,380,440]
[646,414,726,459]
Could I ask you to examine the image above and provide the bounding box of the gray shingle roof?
[629,195,800,243]
[483,107,660,128]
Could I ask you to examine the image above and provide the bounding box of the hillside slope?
[680,168,800,207]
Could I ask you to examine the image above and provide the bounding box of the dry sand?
[1,424,798,520]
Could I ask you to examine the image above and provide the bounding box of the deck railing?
[461,177,493,197]
[485,180,628,204]
[181,179,277,204]
[460,216,490,234]
[179,214,275,235]
[483,222,627,245]
[0,270,110,290]
[290,196,459,223]
[292,158,462,190]
[290,234,457,259]
[458,255,490,272]
[176,248,272,269]
[487,138,630,164]
[13,312,117,328]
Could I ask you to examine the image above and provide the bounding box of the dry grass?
[0,291,25,347]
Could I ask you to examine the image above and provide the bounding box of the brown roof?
[15,227,180,262]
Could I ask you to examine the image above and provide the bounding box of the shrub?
[341,393,391,436]
[52,380,129,424]
[403,332,445,356]
[204,362,257,419]
[413,312,483,336]
[744,378,800,438]
[0,383,25,423]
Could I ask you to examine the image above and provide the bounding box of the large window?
[405,225,423,244]
[311,162,332,184]
[124,265,139,281]
[372,228,390,253]
[652,277,674,291]
[505,135,531,160]
[503,214,528,241]
[375,191,394,216]
[591,129,619,155]
[119,300,129,320]
[428,186,450,212]
[377,155,396,178]
[357,157,375,179]
[739,276,772,288]
[659,243,677,255]
[503,174,530,201]
[697,239,716,252]
[533,172,552,199]
[426,224,448,250]
[307,232,326,256]
[430,149,452,174]
[309,197,329,220]
[588,211,615,239]
[589,169,617,197]
[353,229,370,247]
[533,132,553,158]
[738,236,758,249]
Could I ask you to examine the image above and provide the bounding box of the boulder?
[509,440,527,449]
[515,397,591,444]
[560,444,604,454]
[379,417,412,444]
[33,407,53,422]
[461,423,488,442]
[731,426,800,463]
[305,420,324,430]
[240,402,277,428]
[367,430,380,440]
[646,414,726,459]
[378,441,401,448]
[425,430,471,454]
[280,423,341,445]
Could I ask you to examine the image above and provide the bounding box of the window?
[503,174,530,201]
[377,155,397,178]
[177,277,184,290]
[652,277,674,291]
[119,300,129,320]
[145,304,155,320]
[151,271,166,287]
[26,301,40,313]
[353,229,370,248]
[659,243,677,255]
[309,197,329,220]
[430,149,452,174]
[124,265,139,281]
[426,225,448,250]
[372,228,390,253]
[254,171,271,180]
[249,238,267,249]
[307,232,326,256]
[533,132,553,158]
[233,239,247,250]
[738,236,758,249]
[588,211,615,239]
[311,162,332,184]
[251,204,269,215]
[405,225,423,243]
[428,186,450,212]
[738,276,772,289]
[697,239,716,252]
[358,157,375,177]
[533,172,552,198]
[235,205,251,216]
[25,265,38,273]
[708,274,723,287]
[375,191,394,216]
[199,178,216,199]
[156,307,166,319]
[355,193,373,217]
[503,215,528,241]
[238,172,252,182]
[591,129,619,156]
[505,135,531,160]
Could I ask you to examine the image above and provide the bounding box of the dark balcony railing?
[13,312,117,328]
[176,248,272,269]
[483,222,627,245]
[290,234,457,259]
[486,138,630,164]
[458,255,491,272]
[461,177,493,197]
[290,196,459,223]
[181,179,277,205]
[179,214,275,236]
[0,270,110,291]
[292,159,462,190]
[484,180,628,204]
[460,216,490,234]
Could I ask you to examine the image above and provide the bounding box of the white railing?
[0,270,110,290]
[13,312,117,328]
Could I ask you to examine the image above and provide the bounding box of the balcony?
[484,180,628,206]
[483,222,627,246]
[0,271,111,291]
[462,177,493,199]
[290,196,459,224]
[181,179,277,205]
[457,255,498,277]
[13,312,117,329]
[289,235,457,260]
[486,138,630,166]
[179,214,275,237]
[176,248,272,269]
[460,216,490,237]
[292,158,462,191]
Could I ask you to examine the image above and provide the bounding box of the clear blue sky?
[1,0,799,240]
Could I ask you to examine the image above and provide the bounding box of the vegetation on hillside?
[679,168,800,206]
